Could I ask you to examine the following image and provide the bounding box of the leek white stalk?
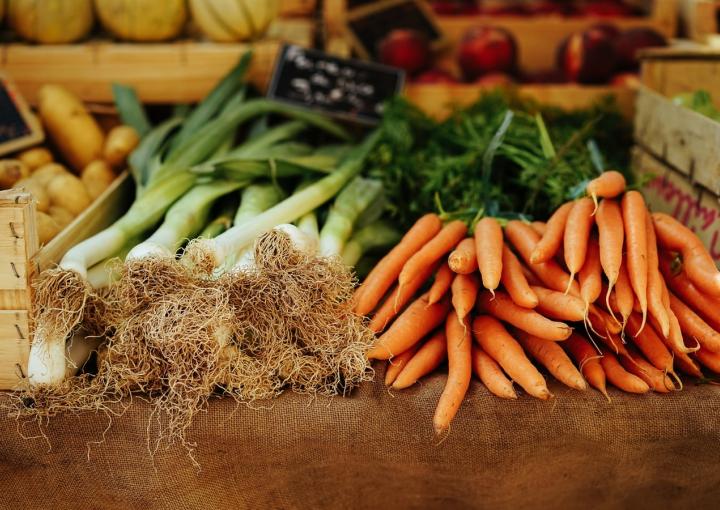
[341,221,402,267]
[64,333,102,379]
[233,184,285,226]
[184,130,380,270]
[126,180,243,261]
[318,177,383,257]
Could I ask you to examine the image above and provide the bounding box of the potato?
[36,211,60,245]
[32,163,69,187]
[15,177,50,212]
[0,159,30,189]
[103,125,140,168]
[46,173,91,215]
[81,160,116,199]
[48,206,75,230]
[38,84,105,172]
[18,147,53,171]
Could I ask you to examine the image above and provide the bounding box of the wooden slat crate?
[634,147,720,264]
[634,84,720,195]
[678,0,719,44]
[280,0,317,17]
[0,19,314,105]
[0,173,133,390]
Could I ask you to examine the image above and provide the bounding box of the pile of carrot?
[354,170,720,435]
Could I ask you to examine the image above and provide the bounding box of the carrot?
[521,263,542,286]
[563,333,608,398]
[602,331,632,359]
[695,348,720,373]
[660,254,720,332]
[501,245,538,308]
[600,351,649,394]
[393,330,447,389]
[515,330,587,390]
[588,304,622,335]
[472,315,551,400]
[620,351,675,393]
[530,202,573,264]
[399,220,468,290]
[596,198,624,304]
[652,212,720,297]
[428,262,454,305]
[531,286,586,322]
[613,260,634,329]
[505,220,580,296]
[476,290,572,341]
[578,235,602,312]
[356,213,442,315]
[471,345,517,399]
[625,313,674,374]
[669,292,720,353]
[644,214,670,337]
[433,311,472,435]
[621,191,649,331]
[674,350,704,378]
[384,344,420,386]
[587,170,627,210]
[448,237,477,274]
[530,221,547,237]
[369,261,439,334]
[451,272,481,321]
[563,197,595,288]
[367,293,451,360]
[474,217,503,293]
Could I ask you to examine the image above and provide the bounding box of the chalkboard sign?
[0,74,43,156]
[266,44,405,125]
[346,0,445,59]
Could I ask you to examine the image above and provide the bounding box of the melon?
[94,0,188,42]
[8,0,94,44]
[189,0,279,42]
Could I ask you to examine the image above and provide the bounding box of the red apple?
[377,30,431,75]
[458,26,518,81]
[561,26,617,83]
[475,72,515,86]
[590,22,621,39]
[615,27,667,70]
[414,69,459,84]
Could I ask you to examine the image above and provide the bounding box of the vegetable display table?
[1,369,719,510]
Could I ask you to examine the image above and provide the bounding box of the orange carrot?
[520,263,542,286]
[356,213,442,315]
[515,330,587,390]
[384,344,419,386]
[369,261,439,334]
[476,290,572,341]
[428,262,454,305]
[367,293,451,360]
[451,272,481,321]
[393,330,447,389]
[530,201,573,264]
[530,221,547,237]
[659,278,696,355]
[530,286,586,322]
[587,171,627,209]
[474,217,504,293]
[563,333,608,398]
[596,198,624,304]
[600,351,649,394]
[588,304,622,336]
[471,345,517,399]
[613,260,634,328]
[620,351,675,393]
[448,237,477,274]
[644,214,670,337]
[660,254,720,332]
[578,234,602,312]
[501,245,538,308]
[653,212,720,297]
[472,315,551,400]
[621,191,649,331]
[564,197,595,287]
[669,292,720,352]
[695,348,720,373]
[505,220,580,296]
[433,311,472,435]
[674,350,704,378]
[625,313,674,374]
[399,220,467,289]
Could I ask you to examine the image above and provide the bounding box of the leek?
[294,180,319,243]
[341,221,402,267]
[199,197,239,239]
[234,184,285,226]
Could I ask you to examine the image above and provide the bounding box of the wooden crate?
[678,0,719,43]
[634,84,720,195]
[279,0,317,17]
[0,173,132,390]
[634,147,720,264]
[0,19,314,105]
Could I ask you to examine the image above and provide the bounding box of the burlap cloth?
[1,365,719,510]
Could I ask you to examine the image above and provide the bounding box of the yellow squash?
[189,0,279,42]
[8,0,94,44]
[94,0,188,42]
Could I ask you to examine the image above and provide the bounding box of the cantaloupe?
[8,0,94,44]
[94,0,187,42]
[189,0,279,42]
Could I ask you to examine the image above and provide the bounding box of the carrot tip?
[590,192,598,216]
[564,272,575,295]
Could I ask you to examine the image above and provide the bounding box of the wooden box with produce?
[678,0,719,44]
